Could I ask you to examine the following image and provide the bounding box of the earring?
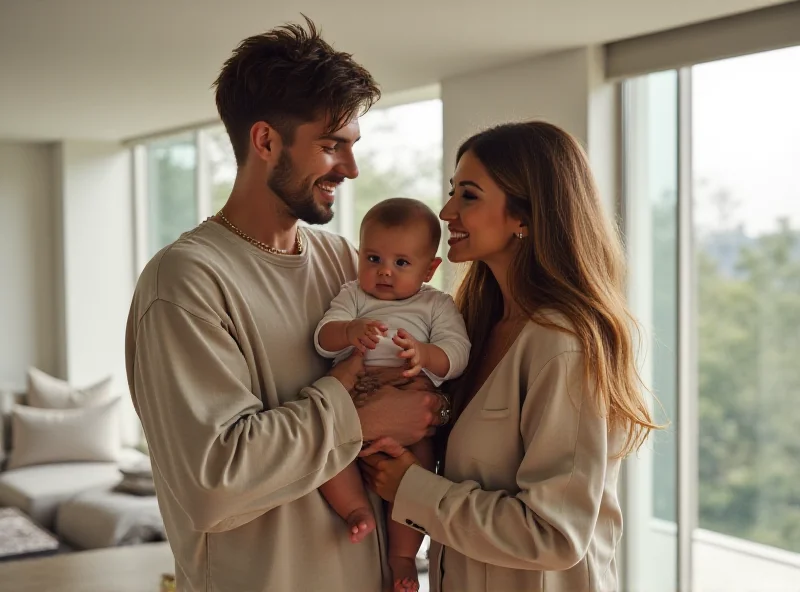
[516,232,524,240]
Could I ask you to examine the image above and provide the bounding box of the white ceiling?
[0,0,788,142]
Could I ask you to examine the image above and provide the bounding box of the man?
[125,17,445,592]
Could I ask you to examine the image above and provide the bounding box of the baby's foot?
[389,556,419,592]
[346,507,376,544]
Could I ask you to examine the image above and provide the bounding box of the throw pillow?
[7,399,122,470]
[26,367,114,409]
[0,390,24,454]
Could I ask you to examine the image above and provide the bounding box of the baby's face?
[358,222,439,301]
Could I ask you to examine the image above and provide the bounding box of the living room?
[2,1,800,591]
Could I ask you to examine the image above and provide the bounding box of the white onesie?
[314,281,471,386]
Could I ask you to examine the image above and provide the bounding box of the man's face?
[268,117,361,225]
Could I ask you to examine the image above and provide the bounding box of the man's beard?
[268,150,335,225]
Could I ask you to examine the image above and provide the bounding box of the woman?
[360,121,657,592]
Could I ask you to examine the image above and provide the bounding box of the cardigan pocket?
[479,407,510,420]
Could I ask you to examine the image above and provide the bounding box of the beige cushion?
[25,368,142,449]
[56,489,164,550]
[27,367,113,409]
[7,399,122,470]
[0,390,25,454]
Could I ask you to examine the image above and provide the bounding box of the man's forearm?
[318,321,350,352]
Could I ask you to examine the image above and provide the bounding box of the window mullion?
[676,65,697,592]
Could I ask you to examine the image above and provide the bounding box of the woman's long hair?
[451,121,658,457]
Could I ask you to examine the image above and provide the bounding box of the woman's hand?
[327,351,365,392]
[359,437,420,502]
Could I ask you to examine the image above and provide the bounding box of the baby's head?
[358,198,442,301]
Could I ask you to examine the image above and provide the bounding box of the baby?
[315,197,470,592]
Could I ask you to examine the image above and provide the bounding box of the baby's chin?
[360,283,420,301]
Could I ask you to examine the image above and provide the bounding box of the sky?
[692,45,800,236]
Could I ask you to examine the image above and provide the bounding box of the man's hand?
[327,352,365,392]
[346,319,388,354]
[356,383,444,446]
[393,329,429,378]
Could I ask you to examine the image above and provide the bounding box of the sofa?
[0,369,164,551]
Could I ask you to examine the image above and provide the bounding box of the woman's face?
[439,150,523,265]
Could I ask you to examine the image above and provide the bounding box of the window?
[136,99,444,287]
[205,126,237,215]
[623,45,800,592]
[331,99,444,288]
[694,46,800,554]
[135,98,443,275]
[144,133,197,256]
[338,100,442,241]
[622,69,679,592]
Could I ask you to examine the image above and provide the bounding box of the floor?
[0,541,434,591]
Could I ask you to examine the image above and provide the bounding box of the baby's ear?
[425,257,443,282]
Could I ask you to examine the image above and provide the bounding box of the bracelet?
[434,392,451,426]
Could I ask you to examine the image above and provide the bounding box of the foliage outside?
[651,184,800,554]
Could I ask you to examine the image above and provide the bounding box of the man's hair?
[361,198,442,256]
[213,15,381,165]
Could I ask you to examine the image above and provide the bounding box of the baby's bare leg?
[319,462,375,543]
[387,437,436,592]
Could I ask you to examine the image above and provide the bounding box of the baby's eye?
[396,259,410,267]
[367,255,380,264]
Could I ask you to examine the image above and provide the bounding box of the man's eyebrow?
[320,133,360,144]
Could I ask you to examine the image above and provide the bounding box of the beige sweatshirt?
[125,221,390,592]
[392,318,625,592]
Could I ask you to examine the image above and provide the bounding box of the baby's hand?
[346,319,388,354]
[393,329,428,378]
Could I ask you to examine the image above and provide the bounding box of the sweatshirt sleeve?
[313,281,360,358]
[130,298,363,533]
[426,292,471,382]
[392,351,609,571]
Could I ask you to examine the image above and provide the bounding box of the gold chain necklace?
[216,210,303,255]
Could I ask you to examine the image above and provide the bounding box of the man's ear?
[249,122,283,165]
[424,257,443,282]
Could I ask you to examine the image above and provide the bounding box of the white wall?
[0,140,138,443]
[53,141,137,441]
[0,142,58,390]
